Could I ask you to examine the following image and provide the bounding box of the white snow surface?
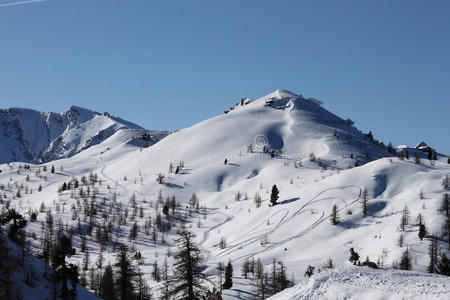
[1,89,449,299]
[269,266,450,300]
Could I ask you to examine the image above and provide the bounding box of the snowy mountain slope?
[105,89,392,182]
[0,105,169,164]
[268,266,450,300]
[0,233,98,300]
[0,89,448,299]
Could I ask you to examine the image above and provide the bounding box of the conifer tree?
[349,247,360,265]
[52,234,78,300]
[115,244,136,300]
[223,260,233,289]
[83,248,90,271]
[276,261,289,291]
[252,271,269,300]
[440,193,449,216]
[361,188,369,215]
[0,233,21,300]
[161,258,170,300]
[241,259,250,279]
[129,222,138,241]
[152,260,160,282]
[436,253,450,276]
[330,204,340,225]
[419,223,427,241]
[170,230,207,299]
[428,238,438,273]
[399,205,409,231]
[399,247,412,270]
[270,185,279,206]
[443,175,449,190]
[135,268,152,300]
[100,264,115,300]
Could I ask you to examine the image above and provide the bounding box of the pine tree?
[252,271,269,300]
[115,244,136,300]
[399,247,412,270]
[361,188,369,215]
[276,261,289,291]
[152,260,160,282]
[414,154,421,164]
[223,260,233,289]
[270,185,279,206]
[161,258,170,300]
[269,259,278,294]
[241,258,250,279]
[0,233,22,300]
[436,253,450,276]
[156,174,165,184]
[96,247,104,269]
[83,248,90,271]
[135,268,152,300]
[52,234,78,300]
[440,193,449,216]
[100,264,115,300]
[51,165,55,173]
[0,209,27,242]
[398,234,404,247]
[129,222,138,241]
[419,223,427,241]
[399,205,409,231]
[170,230,207,299]
[330,204,340,225]
[349,247,360,265]
[444,215,450,250]
[443,175,449,190]
[428,238,438,273]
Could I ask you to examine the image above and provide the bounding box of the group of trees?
[241,257,293,299]
[0,229,22,300]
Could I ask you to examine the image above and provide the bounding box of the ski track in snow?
[208,185,362,263]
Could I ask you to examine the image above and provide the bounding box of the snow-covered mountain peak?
[0,106,166,163]
[273,88,301,99]
[256,88,302,102]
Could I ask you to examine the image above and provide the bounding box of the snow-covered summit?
[265,88,302,100]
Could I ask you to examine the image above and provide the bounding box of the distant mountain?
[0,106,169,164]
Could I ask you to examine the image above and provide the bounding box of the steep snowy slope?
[0,105,169,164]
[0,233,98,300]
[0,89,448,299]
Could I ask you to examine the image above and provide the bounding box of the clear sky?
[1,0,449,154]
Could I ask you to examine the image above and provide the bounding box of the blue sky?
[0,0,449,154]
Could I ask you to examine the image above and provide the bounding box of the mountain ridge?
[0,105,166,164]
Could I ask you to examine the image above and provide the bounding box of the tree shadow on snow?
[279,197,300,205]
[165,182,184,189]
